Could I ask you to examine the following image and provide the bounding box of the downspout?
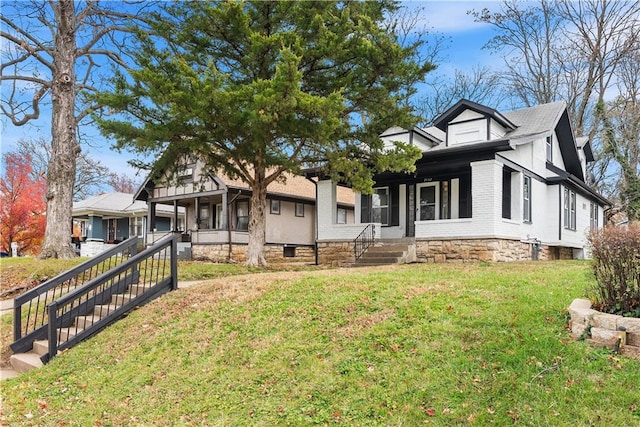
[227,190,242,262]
[305,176,319,265]
[558,185,562,242]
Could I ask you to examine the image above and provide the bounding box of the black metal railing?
[11,238,140,354]
[44,233,178,362]
[354,224,375,260]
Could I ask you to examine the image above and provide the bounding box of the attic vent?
[178,167,193,177]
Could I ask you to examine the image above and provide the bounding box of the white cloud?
[404,0,496,33]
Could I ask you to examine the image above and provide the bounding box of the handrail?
[353,223,375,260]
[11,238,140,353]
[45,233,179,361]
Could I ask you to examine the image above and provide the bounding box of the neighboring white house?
[315,99,610,262]
[72,192,184,256]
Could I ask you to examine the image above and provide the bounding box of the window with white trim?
[129,216,144,238]
[337,208,347,224]
[545,135,553,163]
[372,187,389,225]
[270,200,280,215]
[590,202,599,230]
[523,176,532,223]
[564,187,576,230]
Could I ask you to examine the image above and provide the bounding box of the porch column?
[221,192,228,229]
[149,202,157,231]
[173,200,179,231]
[195,197,200,230]
[470,159,503,235]
[317,180,337,240]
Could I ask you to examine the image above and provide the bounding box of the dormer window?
[546,136,553,163]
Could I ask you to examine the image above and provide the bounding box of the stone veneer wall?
[415,239,578,263]
[317,241,355,267]
[568,298,640,359]
[192,243,314,263]
[415,238,536,262]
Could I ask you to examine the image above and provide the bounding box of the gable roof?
[503,102,584,180]
[502,101,566,141]
[431,100,585,181]
[433,98,517,132]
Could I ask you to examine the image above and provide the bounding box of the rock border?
[568,298,640,359]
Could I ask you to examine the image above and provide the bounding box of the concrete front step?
[362,251,405,258]
[10,351,43,373]
[355,257,402,266]
[57,327,79,342]
[33,340,48,356]
[368,245,409,252]
[111,294,135,306]
[128,284,147,296]
[4,283,156,379]
[94,303,121,317]
[75,315,103,329]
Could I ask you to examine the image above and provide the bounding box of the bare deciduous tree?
[14,137,112,200]
[471,0,640,219]
[416,66,506,125]
[1,0,149,258]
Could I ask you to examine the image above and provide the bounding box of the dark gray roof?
[503,101,566,141]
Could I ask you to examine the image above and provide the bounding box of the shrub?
[587,222,640,316]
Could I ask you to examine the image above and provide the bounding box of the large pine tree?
[96,0,431,266]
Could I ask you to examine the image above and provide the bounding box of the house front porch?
[315,155,560,263]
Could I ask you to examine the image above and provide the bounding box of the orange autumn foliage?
[0,152,47,255]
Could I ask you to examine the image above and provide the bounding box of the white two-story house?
[314,99,609,263]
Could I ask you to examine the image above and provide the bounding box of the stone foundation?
[192,243,315,264]
[540,246,574,260]
[415,238,578,263]
[568,299,640,359]
[317,241,355,267]
[416,238,534,262]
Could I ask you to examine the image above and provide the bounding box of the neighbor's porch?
[145,190,251,246]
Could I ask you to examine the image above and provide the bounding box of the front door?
[417,182,439,221]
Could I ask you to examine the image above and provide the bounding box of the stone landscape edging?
[568,298,640,359]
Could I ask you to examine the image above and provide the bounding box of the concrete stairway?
[8,284,146,375]
[354,239,416,266]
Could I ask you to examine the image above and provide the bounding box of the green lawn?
[2,261,639,426]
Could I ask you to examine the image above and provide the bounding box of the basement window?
[283,246,295,258]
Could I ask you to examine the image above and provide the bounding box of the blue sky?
[0,1,501,180]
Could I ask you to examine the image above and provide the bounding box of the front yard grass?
[2,261,639,425]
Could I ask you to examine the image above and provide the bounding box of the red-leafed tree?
[108,172,138,194]
[0,152,47,255]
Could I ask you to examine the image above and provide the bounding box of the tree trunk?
[39,0,78,259]
[246,179,268,267]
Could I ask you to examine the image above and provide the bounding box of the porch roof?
[73,192,181,218]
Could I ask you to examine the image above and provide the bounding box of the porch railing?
[44,233,178,362]
[354,224,375,260]
[11,238,140,354]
